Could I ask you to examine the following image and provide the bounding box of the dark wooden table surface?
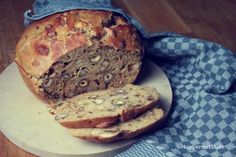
[0,0,236,156]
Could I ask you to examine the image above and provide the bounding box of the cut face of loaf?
[68,107,164,143]
[51,84,160,128]
[15,10,143,103]
[40,44,142,102]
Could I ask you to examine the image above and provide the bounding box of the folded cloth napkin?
[24,0,236,156]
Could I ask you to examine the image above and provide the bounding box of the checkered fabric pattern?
[117,37,236,157]
[24,0,236,156]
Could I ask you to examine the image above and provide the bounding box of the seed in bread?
[51,84,160,128]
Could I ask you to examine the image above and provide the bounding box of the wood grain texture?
[0,0,236,157]
[112,0,192,34]
[167,0,236,52]
[0,133,35,157]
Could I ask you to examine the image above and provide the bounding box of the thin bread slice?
[68,107,164,143]
[51,84,160,128]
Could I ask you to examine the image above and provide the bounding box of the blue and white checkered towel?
[24,0,236,156]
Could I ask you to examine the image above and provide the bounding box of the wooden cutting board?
[0,60,172,157]
[0,0,186,156]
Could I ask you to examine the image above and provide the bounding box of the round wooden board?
[0,59,172,157]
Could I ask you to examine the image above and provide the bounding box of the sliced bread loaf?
[50,84,160,128]
[68,107,164,143]
[15,10,143,104]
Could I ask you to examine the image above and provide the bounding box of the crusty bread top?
[15,10,142,77]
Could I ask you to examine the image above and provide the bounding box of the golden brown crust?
[60,116,118,128]
[15,10,142,78]
[16,61,46,103]
[121,100,157,121]
[16,60,54,104]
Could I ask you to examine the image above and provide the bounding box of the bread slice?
[51,84,160,128]
[68,107,164,143]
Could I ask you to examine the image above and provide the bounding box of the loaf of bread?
[50,84,160,128]
[15,10,143,104]
[68,107,164,143]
